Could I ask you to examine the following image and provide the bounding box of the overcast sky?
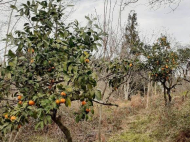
[0,0,190,59]
[70,0,190,45]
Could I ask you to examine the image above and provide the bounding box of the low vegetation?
[4,92,189,142]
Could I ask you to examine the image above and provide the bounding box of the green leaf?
[63,63,67,71]
[80,55,84,63]
[8,50,16,58]
[66,97,71,107]
[27,1,30,5]
[8,62,14,67]
[91,109,94,114]
[92,72,97,79]
[66,86,73,93]
[31,17,38,21]
[52,102,57,109]
[22,102,28,108]
[95,90,101,100]
[76,115,80,123]
[35,121,44,130]
[64,75,70,81]
[46,115,52,123]
[19,56,26,60]
[68,65,72,73]
[10,5,17,10]
[85,16,90,21]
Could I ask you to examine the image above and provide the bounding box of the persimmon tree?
[137,36,183,105]
[93,56,138,102]
[177,48,190,83]
[0,0,104,141]
[177,47,190,73]
[92,10,140,102]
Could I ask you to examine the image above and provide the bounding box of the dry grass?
[2,92,190,142]
[108,93,190,142]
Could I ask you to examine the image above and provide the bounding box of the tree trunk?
[124,76,130,100]
[53,116,72,142]
[146,83,149,109]
[102,82,107,100]
[167,89,172,103]
[164,87,167,106]
[98,82,107,142]
[144,84,146,97]
[146,74,150,109]
[98,105,102,142]
[154,82,157,96]
[150,80,152,96]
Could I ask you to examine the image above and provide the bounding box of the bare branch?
[3,0,17,66]
[0,0,15,5]
[93,99,118,107]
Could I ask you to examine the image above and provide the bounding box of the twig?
[105,72,132,102]
[93,99,118,107]
[10,16,22,33]
[184,78,190,83]
[0,0,15,5]
[8,132,13,142]
[13,128,21,142]
[3,0,17,66]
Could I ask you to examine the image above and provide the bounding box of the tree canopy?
[0,0,104,141]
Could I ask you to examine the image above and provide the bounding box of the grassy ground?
[108,95,190,142]
[4,93,190,142]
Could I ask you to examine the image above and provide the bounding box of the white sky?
[70,0,190,45]
[0,0,190,59]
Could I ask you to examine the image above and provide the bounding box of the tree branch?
[0,0,15,5]
[3,0,17,66]
[93,99,118,107]
[184,78,190,83]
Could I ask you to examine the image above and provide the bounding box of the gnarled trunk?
[167,89,172,103]
[164,87,172,106]
[164,88,167,106]
[52,116,72,142]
